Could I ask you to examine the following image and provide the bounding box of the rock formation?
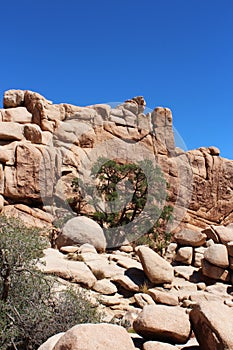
[1,89,233,349]
[36,240,233,349]
[0,88,233,234]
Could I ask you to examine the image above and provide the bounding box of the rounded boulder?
[56,216,106,252]
[52,323,136,350]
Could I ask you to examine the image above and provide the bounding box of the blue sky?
[1,0,232,159]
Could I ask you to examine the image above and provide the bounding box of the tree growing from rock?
[69,158,173,253]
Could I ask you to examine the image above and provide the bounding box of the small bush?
[0,215,102,350]
[139,282,150,294]
[93,269,106,280]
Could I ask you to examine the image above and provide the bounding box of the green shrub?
[0,216,102,350]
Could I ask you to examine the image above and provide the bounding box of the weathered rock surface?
[110,254,142,269]
[133,304,191,344]
[56,216,107,252]
[0,194,4,210]
[174,229,206,247]
[52,323,136,350]
[85,257,124,279]
[4,142,57,203]
[77,243,98,254]
[202,258,231,282]
[24,124,43,143]
[193,246,206,267]
[136,246,174,284]
[205,282,233,300]
[0,122,24,140]
[175,247,193,265]
[211,225,233,245]
[148,288,179,306]
[2,204,53,228]
[92,279,118,295]
[190,301,233,350]
[186,148,233,227]
[38,248,97,288]
[3,89,25,108]
[134,293,155,308]
[1,106,32,123]
[111,273,140,292]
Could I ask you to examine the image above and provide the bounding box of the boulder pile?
[172,224,233,284]
[37,233,233,350]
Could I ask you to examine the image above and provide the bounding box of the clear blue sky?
[0,0,232,159]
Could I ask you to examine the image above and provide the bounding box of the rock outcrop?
[186,147,233,227]
[0,89,233,233]
[2,89,233,350]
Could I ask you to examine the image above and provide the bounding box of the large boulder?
[56,216,107,252]
[24,124,43,143]
[151,107,175,155]
[174,246,193,265]
[24,90,65,128]
[92,279,118,295]
[133,304,191,344]
[190,301,233,350]
[204,244,229,268]
[52,323,136,350]
[4,142,57,202]
[136,246,174,284]
[1,106,32,123]
[111,273,140,292]
[0,122,24,141]
[134,293,155,308]
[201,259,231,282]
[174,229,206,247]
[211,225,233,245]
[3,89,25,108]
